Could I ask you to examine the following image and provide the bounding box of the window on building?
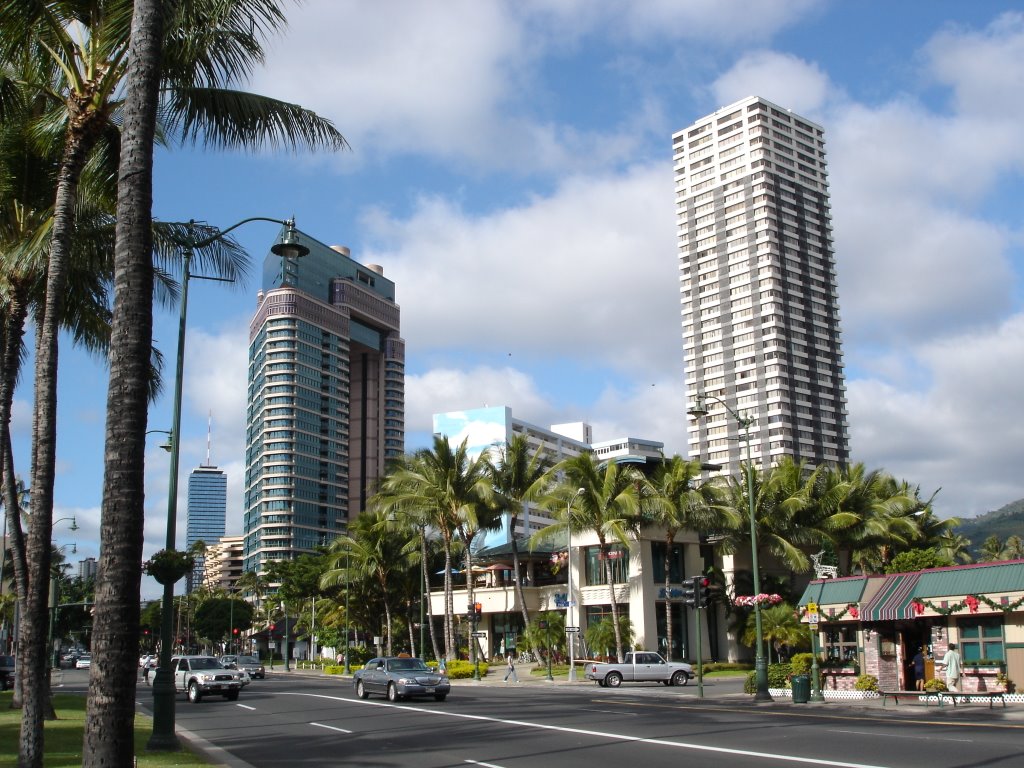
[651,542,686,583]
[584,545,629,586]
[959,616,1004,662]
[823,625,858,663]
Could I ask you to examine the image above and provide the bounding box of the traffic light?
[232,628,240,636]
[474,602,482,621]
[682,579,697,608]
[696,576,711,608]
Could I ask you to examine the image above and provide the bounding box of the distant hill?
[954,498,1024,557]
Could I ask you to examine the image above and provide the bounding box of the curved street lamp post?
[687,393,772,702]
[148,218,309,751]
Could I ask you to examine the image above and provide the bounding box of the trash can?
[791,674,811,703]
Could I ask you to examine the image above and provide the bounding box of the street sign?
[805,613,820,624]
[565,626,580,633]
[471,631,486,638]
[810,624,819,631]
[806,602,818,613]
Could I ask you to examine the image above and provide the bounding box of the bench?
[940,691,1006,709]
[880,690,945,707]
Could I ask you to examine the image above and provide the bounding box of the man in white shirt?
[941,643,962,692]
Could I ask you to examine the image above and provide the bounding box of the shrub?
[790,653,814,677]
[743,663,791,694]
[854,674,879,692]
[442,660,487,679]
[923,678,947,692]
[996,672,1015,692]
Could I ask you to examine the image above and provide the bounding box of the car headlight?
[396,677,413,685]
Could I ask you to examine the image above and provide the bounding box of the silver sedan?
[353,657,450,702]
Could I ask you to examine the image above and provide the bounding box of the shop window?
[823,625,858,663]
[584,545,629,586]
[959,616,1004,662]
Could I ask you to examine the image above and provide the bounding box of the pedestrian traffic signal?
[696,576,711,608]
[474,602,482,620]
[682,579,697,608]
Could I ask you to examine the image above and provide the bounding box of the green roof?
[797,577,867,608]
[912,560,1024,599]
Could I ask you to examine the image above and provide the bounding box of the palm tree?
[541,453,644,662]
[376,436,491,660]
[486,434,554,631]
[979,535,1005,562]
[1002,535,1024,560]
[741,603,806,663]
[321,508,414,657]
[645,455,736,660]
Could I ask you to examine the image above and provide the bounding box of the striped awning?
[861,572,922,621]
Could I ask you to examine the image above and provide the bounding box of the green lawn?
[0,692,210,767]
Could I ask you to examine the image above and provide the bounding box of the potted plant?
[143,548,195,585]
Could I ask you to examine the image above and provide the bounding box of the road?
[61,669,1024,767]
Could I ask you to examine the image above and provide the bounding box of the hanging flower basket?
[733,593,784,608]
[143,549,195,585]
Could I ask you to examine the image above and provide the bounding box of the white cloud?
[363,163,681,376]
[709,50,833,115]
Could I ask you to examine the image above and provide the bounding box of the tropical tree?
[321,508,415,657]
[978,535,1005,562]
[583,614,634,662]
[7,1,345,762]
[486,434,554,631]
[541,453,644,662]
[1002,535,1024,560]
[376,436,491,661]
[741,603,806,663]
[645,455,736,660]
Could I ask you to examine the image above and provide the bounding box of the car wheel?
[356,680,369,699]
[597,679,606,687]
[387,682,400,702]
[188,682,202,703]
[434,694,447,702]
[225,690,239,701]
[672,670,690,686]
[605,672,623,688]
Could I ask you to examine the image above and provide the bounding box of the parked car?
[0,654,15,690]
[220,655,265,679]
[354,657,450,702]
[75,655,92,670]
[167,655,245,702]
[584,651,692,687]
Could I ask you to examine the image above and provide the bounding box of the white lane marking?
[311,722,353,734]
[464,761,505,768]
[236,704,256,711]
[832,729,972,743]
[275,693,892,768]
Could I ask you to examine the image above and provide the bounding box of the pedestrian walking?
[940,643,962,692]
[503,653,518,683]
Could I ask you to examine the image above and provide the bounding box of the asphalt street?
[56,667,1024,768]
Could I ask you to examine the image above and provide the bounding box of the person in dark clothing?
[912,648,926,691]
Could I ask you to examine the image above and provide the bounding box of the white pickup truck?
[585,651,693,687]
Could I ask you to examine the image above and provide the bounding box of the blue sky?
[14,1,1024,596]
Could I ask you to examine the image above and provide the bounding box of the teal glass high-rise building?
[186,465,227,591]
[243,229,405,575]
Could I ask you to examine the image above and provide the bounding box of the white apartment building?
[673,95,849,477]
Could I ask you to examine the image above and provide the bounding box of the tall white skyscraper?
[674,96,849,475]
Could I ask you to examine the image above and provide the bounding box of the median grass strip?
[0,692,210,767]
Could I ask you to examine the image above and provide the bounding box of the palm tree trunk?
[83,1,164,763]
[509,520,530,629]
[603,541,624,662]
[442,534,455,660]
[421,531,442,662]
[664,532,674,661]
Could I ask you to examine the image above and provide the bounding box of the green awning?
[797,576,867,613]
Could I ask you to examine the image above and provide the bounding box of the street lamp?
[566,487,585,682]
[148,217,309,752]
[688,393,772,702]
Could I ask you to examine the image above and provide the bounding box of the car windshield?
[190,658,222,670]
[237,657,259,664]
[388,658,429,672]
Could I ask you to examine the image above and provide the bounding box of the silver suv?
[170,655,245,702]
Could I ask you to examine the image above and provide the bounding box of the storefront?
[799,560,1024,694]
